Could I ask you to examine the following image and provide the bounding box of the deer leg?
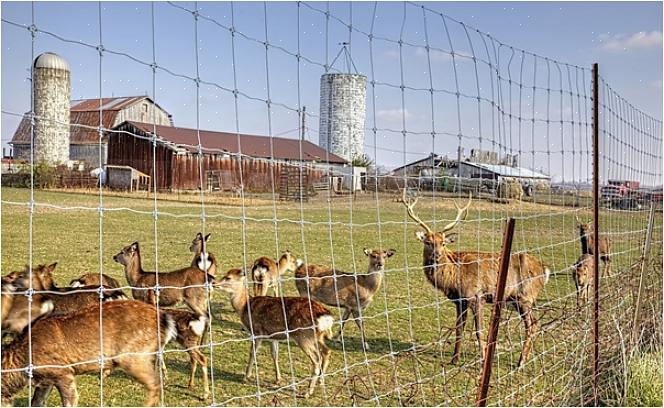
[471,297,486,362]
[124,357,161,407]
[189,350,209,400]
[335,309,352,340]
[270,341,282,383]
[318,339,332,388]
[54,374,78,407]
[188,351,198,389]
[300,341,322,398]
[351,309,370,351]
[272,278,280,297]
[451,300,468,364]
[244,339,262,382]
[517,304,537,369]
[31,384,54,407]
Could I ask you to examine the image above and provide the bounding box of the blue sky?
[2,1,662,183]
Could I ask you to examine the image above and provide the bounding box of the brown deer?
[163,308,210,400]
[1,277,54,338]
[113,242,213,317]
[251,250,297,297]
[1,300,177,407]
[575,216,611,275]
[400,190,550,368]
[190,232,218,276]
[215,268,334,398]
[573,253,594,307]
[9,263,127,315]
[294,248,396,351]
[69,273,122,289]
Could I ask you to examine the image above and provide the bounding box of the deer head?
[278,250,297,273]
[575,216,591,236]
[113,242,140,267]
[400,189,471,262]
[363,248,396,270]
[190,233,211,254]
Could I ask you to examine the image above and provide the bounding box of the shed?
[106,165,151,191]
[455,162,551,188]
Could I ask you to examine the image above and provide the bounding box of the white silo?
[33,52,71,164]
[318,73,367,162]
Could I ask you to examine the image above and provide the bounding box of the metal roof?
[34,52,69,71]
[11,96,170,146]
[120,121,348,164]
[462,162,550,179]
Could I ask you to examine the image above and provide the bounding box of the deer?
[400,189,550,368]
[162,308,210,400]
[294,248,396,351]
[575,216,611,276]
[215,268,334,398]
[190,232,218,276]
[8,263,127,315]
[113,242,214,317]
[1,300,177,407]
[1,276,54,338]
[251,250,297,297]
[573,253,594,307]
[69,273,122,289]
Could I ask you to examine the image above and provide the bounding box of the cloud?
[376,108,413,121]
[598,31,663,52]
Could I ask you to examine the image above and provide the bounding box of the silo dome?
[34,52,70,71]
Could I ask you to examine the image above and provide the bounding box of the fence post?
[629,201,656,350]
[591,62,600,406]
[476,217,516,407]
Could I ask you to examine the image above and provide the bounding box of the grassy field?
[1,187,662,406]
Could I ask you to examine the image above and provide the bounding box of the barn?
[107,121,348,192]
[10,96,172,167]
[454,161,551,189]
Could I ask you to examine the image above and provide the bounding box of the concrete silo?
[33,52,71,164]
[318,73,367,162]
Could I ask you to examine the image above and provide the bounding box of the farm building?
[454,161,551,188]
[107,121,348,192]
[390,153,454,178]
[11,95,173,167]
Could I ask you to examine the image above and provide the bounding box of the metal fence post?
[476,218,516,407]
[591,62,600,406]
[630,201,657,350]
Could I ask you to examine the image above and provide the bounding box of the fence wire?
[1,1,662,407]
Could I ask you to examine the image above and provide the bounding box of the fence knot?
[26,364,35,379]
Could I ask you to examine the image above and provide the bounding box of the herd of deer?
[0,192,611,407]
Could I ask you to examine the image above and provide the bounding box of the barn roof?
[462,162,550,179]
[117,121,348,164]
[10,96,170,146]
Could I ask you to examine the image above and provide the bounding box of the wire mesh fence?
[1,2,662,407]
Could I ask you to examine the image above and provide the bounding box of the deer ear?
[131,242,140,252]
[46,262,58,272]
[204,233,211,241]
[415,231,426,242]
[386,249,396,257]
[363,248,371,256]
[445,233,458,244]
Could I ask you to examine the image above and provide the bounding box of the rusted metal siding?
[108,124,328,192]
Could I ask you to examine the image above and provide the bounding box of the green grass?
[1,187,662,406]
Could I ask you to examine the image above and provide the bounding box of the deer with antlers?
[400,190,550,368]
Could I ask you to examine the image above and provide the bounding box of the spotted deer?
[251,250,297,297]
[69,273,122,289]
[294,248,396,351]
[1,300,176,407]
[400,190,550,367]
[215,268,334,398]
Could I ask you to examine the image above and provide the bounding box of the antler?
[441,193,472,233]
[400,189,433,234]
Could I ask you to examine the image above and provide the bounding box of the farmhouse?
[11,95,172,166]
[108,121,348,192]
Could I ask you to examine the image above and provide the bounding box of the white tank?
[318,73,367,162]
[33,52,71,164]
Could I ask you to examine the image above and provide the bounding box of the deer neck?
[423,249,460,295]
[228,284,250,317]
[365,264,383,291]
[579,231,591,254]
[124,254,144,285]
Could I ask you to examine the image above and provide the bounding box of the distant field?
[1,187,661,406]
